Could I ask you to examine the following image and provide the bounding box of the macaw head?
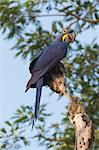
[55,28,76,44]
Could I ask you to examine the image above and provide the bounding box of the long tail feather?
[32,77,43,129]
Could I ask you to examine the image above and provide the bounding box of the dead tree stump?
[68,96,94,150]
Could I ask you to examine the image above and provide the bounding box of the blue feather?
[32,77,43,129]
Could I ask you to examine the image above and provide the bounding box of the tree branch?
[68,96,94,150]
[32,14,99,24]
[38,133,65,143]
[68,12,99,24]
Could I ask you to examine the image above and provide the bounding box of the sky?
[0,15,99,150]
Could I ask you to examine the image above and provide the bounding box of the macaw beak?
[62,28,76,43]
[68,32,76,43]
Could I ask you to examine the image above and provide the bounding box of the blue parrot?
[25,29,76,128]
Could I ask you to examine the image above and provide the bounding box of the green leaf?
[14,116,28,124]
[52,22,57,33]
[0,128,6,133]
[95,13,98,19]
[5,121,12,127]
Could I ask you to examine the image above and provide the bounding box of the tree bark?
[68,96,94,150]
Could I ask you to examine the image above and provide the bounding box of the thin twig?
[36,127,67,143]
[39,133,65,143]
[69,12,99,24]
[31,14,99,24]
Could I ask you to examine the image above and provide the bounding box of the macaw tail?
[32,77,43,129]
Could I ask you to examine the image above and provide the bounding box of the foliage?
[0,0,99,149]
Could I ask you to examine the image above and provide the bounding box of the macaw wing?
[30,42,68,85]
[29,52,43,74]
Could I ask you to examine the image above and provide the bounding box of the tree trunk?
[68,96,94,150]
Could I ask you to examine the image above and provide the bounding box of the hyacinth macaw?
[25,29,76,127]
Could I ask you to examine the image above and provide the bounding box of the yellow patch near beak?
[62,34,68,42]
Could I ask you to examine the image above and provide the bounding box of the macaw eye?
[63,29,67,34]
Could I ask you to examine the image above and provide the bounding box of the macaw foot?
[59,83,72,103]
